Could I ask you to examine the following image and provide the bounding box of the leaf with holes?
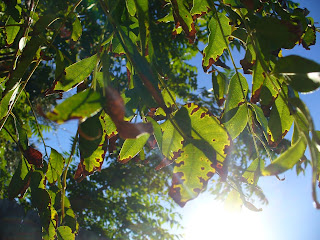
[46,89,103,124]
[118,133,150,164]
[202,12,231,72]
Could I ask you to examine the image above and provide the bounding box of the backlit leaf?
[57,226,75,240]
[262,135,307,176]
[51,54,98,93]
[191,0,210,18]
[169,142,216,207]
[251,60,265,103]
[222,104,248,140]
[171,0,196,43]
[126,0,136,16]
[46,89,103,124]
[212,71,227,106]
[71,16,82,41]
[47,148,65,184]
[147,116,162,149]
[242,158,264,185]
[273,55,320,92]
[302,26,316,50]
[267,86,294,147]
[118,133,150,163]
[225,73,248,112]
[202,12,231,72]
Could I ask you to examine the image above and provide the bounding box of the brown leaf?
[104,87,153,139]
[23,147,43,167]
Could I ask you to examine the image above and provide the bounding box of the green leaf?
[47,148,65,184]
[8,158,31,199]
[100,112,118,138]
[53,54,98,92]
[191,0,210,17]
[57,226,75,240]
[118,133,150,163]
[262,135,307,176]
[222,104,248,140]
[267,85,294,146]
[161,118,184,160]
[242,158,264,185]
[80,112,108,174]
[46,89,103,123]
[0,82,20,123]
[224,73,248,112]
[5,16,20,45]
[14,117,29,151]
[251,60,265,103]
[146,116,162,149]
[212,71,227,106]
[126,0,136,16]
[255,17,301,53]
[202,12,231,72]
[71,16,82,41]
[41,207,58,240]
[251,104,268,138]
[170,0,196,43]
[169,142,216,207]
[273,55,320,92]
[79,113,103,159]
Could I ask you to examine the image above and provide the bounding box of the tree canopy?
[0,0,320,239]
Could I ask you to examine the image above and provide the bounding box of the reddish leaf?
[23,147,43,167]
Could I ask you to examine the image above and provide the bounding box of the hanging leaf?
[242,158,264,185]
[0,82,20,124]
[251,60,265,103]
[222,104,248,140]
[71,16,82,41]
[170,0,196,43]
[262,135,307,176]
[13,117,29,151]
[146,116,163,150]
[75,112,108,182]
[100,111,118,138]
[118,133,150,163]
[267,85,294,147]
[202,12,231,72]
[224,73,248,112]
[8,159,31,199]
[46,89,103,124]
[273,55,320,93]
[211,71,227,106]
[48,54,98,93]
[169,142,216,207]
[47,148,65,184]
[251,104,268,139]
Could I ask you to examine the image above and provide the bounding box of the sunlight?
[183,196,268,240]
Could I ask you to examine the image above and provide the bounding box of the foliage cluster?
[0,0,320,239]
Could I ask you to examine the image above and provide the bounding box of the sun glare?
[183,196,268,240]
